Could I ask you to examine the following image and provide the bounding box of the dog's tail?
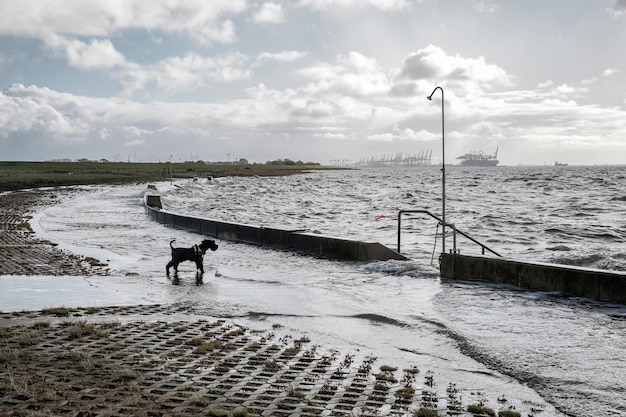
[170,239,176,249]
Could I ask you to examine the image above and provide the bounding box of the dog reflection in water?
[166,239,218,284]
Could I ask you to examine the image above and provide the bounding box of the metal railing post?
[451,224,457,253]
[397,212,402,252]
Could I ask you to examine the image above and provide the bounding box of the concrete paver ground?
[0,191,108,277]
[1,304,443,417]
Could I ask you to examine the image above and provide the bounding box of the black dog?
[166,239,218,276]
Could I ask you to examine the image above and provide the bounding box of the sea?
[5,165,626,417]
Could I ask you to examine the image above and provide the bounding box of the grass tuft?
[232,407,249,417]
[193,340,222,354]
[65,320,97,338]
[42,307,70,317]
[498,410,521,417]
[467,404,496,416]
[414,407,439,417]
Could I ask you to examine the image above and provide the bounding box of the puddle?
[0,275,168,312]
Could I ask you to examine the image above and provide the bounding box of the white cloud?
[120,126,149,139]
[4,46,605,162]
[313,132,348,140]
[394,45,513,96]
[297,52,391,97]
[297,0,411,12]
[581,77,599,85]
[4,58,626,163]
[256,51,307,64]
[1,84,96,139]
[299,100,335,117]
[124,139,146,146]
[244,60,398,128]
[253,3,284,24]
[368,0,411,11]
[537,80,554,88]
[554,84,576,94]
[603,68,620,77]
[553,83,587,97]
[367,132,394,141]
[368,126,434,142]
[57,37,127,70]
[0,0,246,44]
[610,0,626,16]
[473,1,500,13]
[118,52,252,96]
[194,20,238,45]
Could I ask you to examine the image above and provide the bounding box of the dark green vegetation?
[0,160,335,192]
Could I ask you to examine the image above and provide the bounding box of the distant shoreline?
[0,161,345,192]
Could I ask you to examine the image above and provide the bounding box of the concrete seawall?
[440,253,626,303]
[147,193,625,302]
[145,194,407,262]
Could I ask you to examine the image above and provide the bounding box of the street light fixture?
[427,86,446,255]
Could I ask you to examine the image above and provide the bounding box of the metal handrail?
[397,209,502,257]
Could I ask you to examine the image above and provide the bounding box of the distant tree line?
[263,159,320,166]
[49,157,321,166]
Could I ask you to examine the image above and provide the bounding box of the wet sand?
[0,191,524,417]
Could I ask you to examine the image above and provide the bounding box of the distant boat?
[457,147,499,167]
[555,162,568,167]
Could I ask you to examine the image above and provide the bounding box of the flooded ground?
[2,166,626,416]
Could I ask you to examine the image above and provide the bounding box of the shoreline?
[0,161,346,193]
[1,189,553,417]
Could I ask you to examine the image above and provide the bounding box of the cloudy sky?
[1,0,626,165]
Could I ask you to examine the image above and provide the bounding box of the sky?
[1,0,626,166]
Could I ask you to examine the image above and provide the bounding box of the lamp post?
[427,86,446,255]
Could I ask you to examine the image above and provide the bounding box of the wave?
[547,253,626,271]
[358,260,438,278]
[234,311,409,328]
[546,245,573,251]
[244,311,318,319]
[215,272,286,286]
[347,313,408,327]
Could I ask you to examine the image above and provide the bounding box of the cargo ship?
[457,147,499,167]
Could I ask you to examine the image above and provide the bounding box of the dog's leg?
[195,259,204,274]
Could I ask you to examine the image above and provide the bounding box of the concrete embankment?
[147,193,625,302]
[145,194,406,262]
[440,253,626,303]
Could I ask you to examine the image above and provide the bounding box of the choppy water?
[9,165,626,417]
[162,165,626,269]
